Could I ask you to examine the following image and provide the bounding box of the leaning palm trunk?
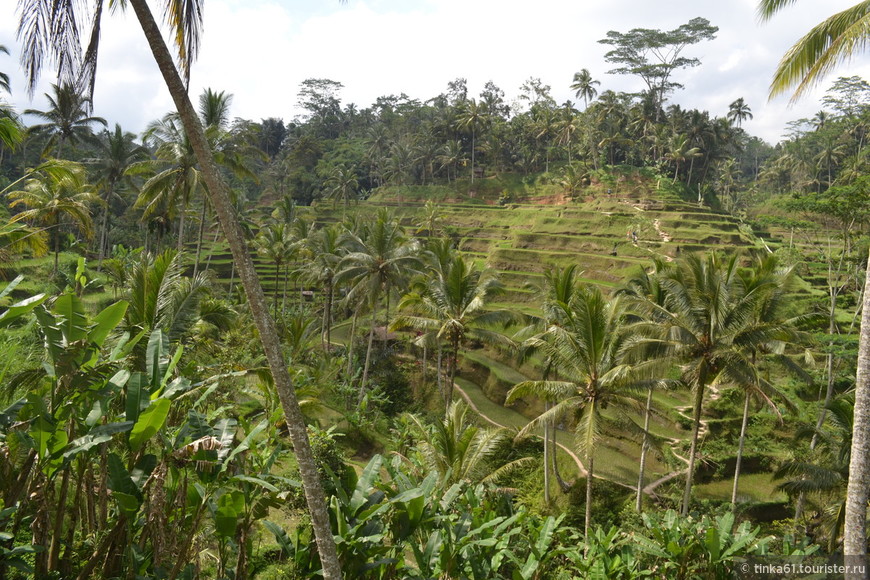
[347,305,359,380]
[845,245,870,578]
[360,300,378,400]
[636,387,653,512]
[731,390,751,506]
[585,455,594,550]
[543,402,550,506]
[192,197,208,277]
[97,190,112,271]
[127,3,342,577]
[681,381,706,516]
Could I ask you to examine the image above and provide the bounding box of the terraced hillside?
[180,178,810,500]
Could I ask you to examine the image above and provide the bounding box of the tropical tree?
[727,97,753,128]
[631,253,783,516]
[338,210,421,395]
[455,98,488,183]
[254,222,296,317]
[759,2,870,570]
[86,124,150,268]
[299,224,346,350]
[7,159,98,273]
[123,248,212,346]
[133,113,202,252]
[14,1,344,573]
[0,44,10,94]
[775,395,855,551]
[730,254,807,506]
[24,82,107,158]
[324,164,359,212]
[393,253,511,408]
[403,400,523,487]
[570,68,600,109]
[507,286,648,542]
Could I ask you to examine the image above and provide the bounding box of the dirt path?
[653,218,672,242]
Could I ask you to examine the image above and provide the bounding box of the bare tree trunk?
[636,387,653,512]
[845,245,870,579]
[543,401,550,506]
[681,382,705,517]
[584,455,594,550]
[192,197,207,278]
[127,4,342,577]
[731,391,751,506]
[360,302,378,401]
[347,305,359,380]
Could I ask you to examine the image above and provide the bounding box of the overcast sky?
[2,0,869,145]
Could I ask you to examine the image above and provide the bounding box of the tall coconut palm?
[631,252,779,516]
[324,164,358,213]
[254,222,295,317]
[727,97,753,128]
[570,68,600,109]
[455,98,487,183]
[759,2,870,570]
[338,210,421,395]
[86,124,150,268]
[393,253,511,407]
[507,286,647,542]
[133,113,201,253]
[8,159,98,273]
[15,2,343,574]
[730,254,807,506]
[516,264,587,503]
[618,259,675,512]
[24,82,107,158]
[299,224,347,350]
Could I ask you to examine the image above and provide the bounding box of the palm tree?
[516,264,585,503]
[618,259,675,513]
[404,400,525,487]
[254,223,295,317]
[324,164,358,212]
[726,98,753,128]
[25,82,107,158]
[0,103,24,152]
[415,200,443,238]
[338,210,421,395]
[0,44,10,94]
[665,134,702,185]
[86,124,149,268]
[455,98,487,183]
[507,286,647,542]
[393,253,511,407]
[775,395,854,552]
[759,3,870,569]
[15,2,343,573]
[299,224,346,350]
[133,113,201,252]
[570,68,600,109]
[631,253,779,516]
[730,254,807,506]
[8,160,98,273]
[123,248,210,344]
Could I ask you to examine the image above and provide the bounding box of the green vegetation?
[1,5,869,578]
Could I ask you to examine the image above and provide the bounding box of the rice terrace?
[0,1,869,578]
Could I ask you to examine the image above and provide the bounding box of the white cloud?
[2,0,870,144]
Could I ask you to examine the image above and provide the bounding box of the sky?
[2,0,869,145]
